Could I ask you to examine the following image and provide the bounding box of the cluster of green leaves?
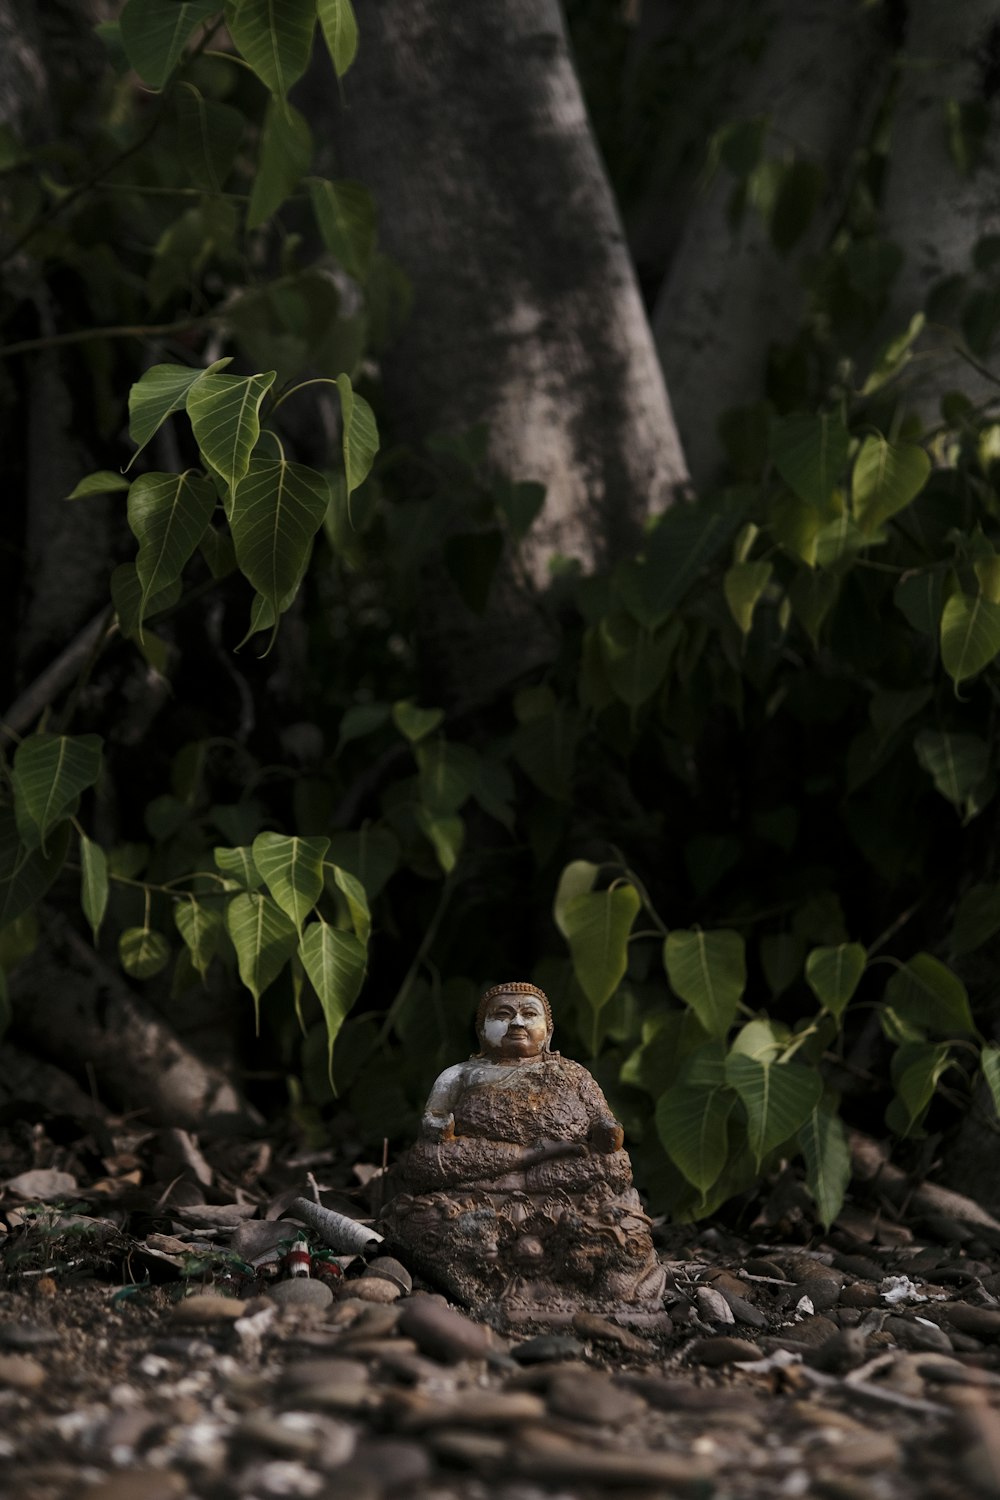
[1,0,398,432]
[0,723,372,1069]
[541,345,1000,1222]
[74,357,376,657]
[276,357,1000,1224]
[553,859,1000,1225]
[0,1,385,1055]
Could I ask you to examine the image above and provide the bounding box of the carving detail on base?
[380,984,667,1323]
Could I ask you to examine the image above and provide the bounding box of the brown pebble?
[369,1346,441,1383]
[915,1355,1000,1388]
[696,1286,736,1324]
[787,1315,839,1347]
[224,1375,271,1412]
[337,1436,433,1489]
[0,1353,45,1390]
[241,1295,277,1316]
[826,1433,902,1470]
[396,1388,546,1430]
[0,1320,59,1350]
[506,1359,592,1391]
[805,1328,868,1374]
[840,1283,880,1309]
[162,1394,202,1425]
[35,1277,57,1299]
[618,1374,759,1411]
[706,1268,752,1298]
[797,1277,842,1312]
[238,1413,324,1459]
[547,1369,646,1426]
[169,1293,245,1324]
[942,1304,1000,1340]
[282,1357,369,1388]
[268,1278,333,1312]
[743,1259,787,1279]
[12,1465,81,1490]
[82,1471,187,1500]
[885,1316,953,1353]
[792,1402,867,1434]
[430,1427,508,1466]
[571,1311,653,1353]
[364,1257,413,1294]
[396,1298,493,1362]
[832,1253,884,1280]
[785,1258,844,1288]
[336,1337,419,1360]
[292,1384,376,1414]
[723,1291,768,1329]
[515,1427,712,1485]
[944,1329,984,1354]
[335,1304,403,1341]
[688,1335,762,1366]
[351,1277,401,1303]
[101,1406,160,1453]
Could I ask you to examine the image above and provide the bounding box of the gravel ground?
[3,1219,1000,1500]
[4,1101,1000,1498]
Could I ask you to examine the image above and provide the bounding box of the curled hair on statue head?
[476,981,553,1046]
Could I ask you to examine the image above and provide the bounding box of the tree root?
[9,907,262,1134]
[850,1130,1000,1239]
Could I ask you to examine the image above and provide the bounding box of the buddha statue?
[379,981,667,1325]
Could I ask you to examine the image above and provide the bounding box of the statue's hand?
[589,1117,625,1154]
[421,1111,456,1142]
[520,1138,587,1168]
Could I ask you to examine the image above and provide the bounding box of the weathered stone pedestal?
[380,983,668,1330]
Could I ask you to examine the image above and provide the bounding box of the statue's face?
[481,993,549,1059]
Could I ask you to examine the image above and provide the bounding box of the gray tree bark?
[878,0,1000,419]
[0,0,114,684]
[652,0,890,488]
[332,0,688,585]
[622,0,768,301]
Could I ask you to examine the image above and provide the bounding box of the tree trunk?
[9,908,261,1132]
[878,0,1000,418]
[652,0,890,488]
[0,0,46,137]
[1,0,114,686]
[326,1,687,696]
[622,0,768,305]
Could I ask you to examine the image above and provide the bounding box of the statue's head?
[476,981,552,1060]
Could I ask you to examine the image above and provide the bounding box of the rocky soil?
[4,1109,1000,1498]
[7,1214,1000,1500]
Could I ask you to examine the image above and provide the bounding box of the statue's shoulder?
[427,1060,470,1095]
[544,1053,590,1081]
[545,1053,604,1093]
[543,1051,575,1068]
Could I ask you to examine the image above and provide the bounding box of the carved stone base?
[479,1301,673,1335]
[381,1176,667,1319]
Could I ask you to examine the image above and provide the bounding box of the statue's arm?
[573,1064,626,1153]
[419,1063,466,1140]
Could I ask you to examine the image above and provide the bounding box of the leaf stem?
[0,317,213,360]
[377,874,455,1043]
[202,48,258,73]
[616,860,669,936]
[94,183,252,202]
[269,376,342,415]
[868,901,923,957]
[0,110,164,269]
